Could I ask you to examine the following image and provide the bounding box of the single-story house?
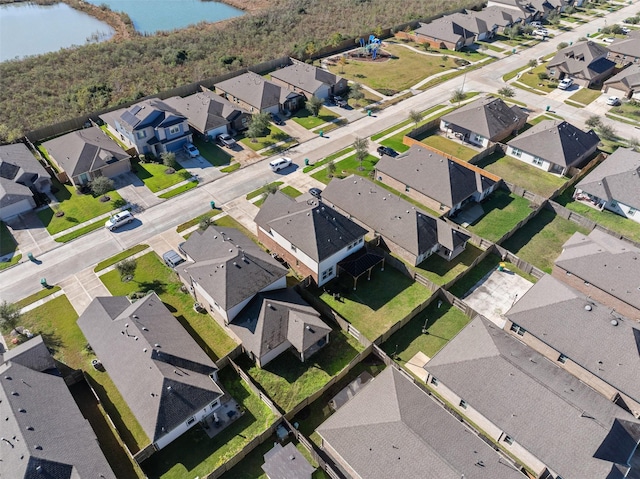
[177,225,288,326]
[603,64,640,99]
[425,315,640,479]
[0,336,116,478]
[77,293,226,451]
[445,12,496,41]
[100,98,193,157]
[471,6,521,33]
[255,191,368,286]
[0,143,51,220]
[229,288,331,367]
[486,0,536,22]
[553,229,640,319]
[439,96,528,147]
[375,144,501,216]
[214,71,304,115]
[607,37,640,66]
[505,120,600,175]
[270,61,348,100]
[414,18,475,51]
[262,442,315,479]
[546,41,616,87]
[42,126,131,187]
[317,367,526,479]
[574,147,640,223]
[163,89,251,139]
[321,176,470,266]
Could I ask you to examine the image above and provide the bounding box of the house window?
[459,399,468,409]
[430,376,439,386]
[186,416,196,426]
[611,201,618,208]
[321,266,334,281]
[210,399,219,409]
[510,323,526,336]
[291,244,297,252]
[532,156,544,166]
[136,130,146,139]
[503,435,514,445]
[629,207,637,215]
[169,125,180,135]
[405,185,410,193]
[558,354,568,364]
[511,148,522,158]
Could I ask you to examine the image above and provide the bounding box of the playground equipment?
[358,35,382,59]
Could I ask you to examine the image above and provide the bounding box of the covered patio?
[336,248,385,291]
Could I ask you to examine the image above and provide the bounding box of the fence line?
[228,358,282,416]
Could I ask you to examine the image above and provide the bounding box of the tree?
[90,176,114,199]
[305,96,324,117]
[498,86,515,98]
[348,83,365,107]
[338,55,347,74]
[451,88,466,104]
[557,42,569,51]
[409,110,422,127]
[330,32,344,48]
[327,160,336,178]
[262,182,279,201]
[198,216,211,231]
[528,59,538,69]
[246,112,270,142]
[116,258,137,282]
[353,137,369,171]
[597,123,617,141]
[0,300,21,332]
[628,137,640,152]
[161,151,176,170]
[585,115,602,129]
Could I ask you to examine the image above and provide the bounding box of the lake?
[85,0,244,34]
[0,2,114,62]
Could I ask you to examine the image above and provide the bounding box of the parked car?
[606,96,621,106]
[162,249,185,268]
[558,78,573,90]
[622,27,631,34]
[377,146,397,157]
[332,95,348,107]
[309,187,322,198]
[269,157,292,171]
[602,37,615,43]
[105,211,133,231]
[532,28,548,37]
[183,142,200,158]
[270,113,285,126]
[216,133,237,148]
[530,21,543,28]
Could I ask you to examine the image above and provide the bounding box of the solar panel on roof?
[120,111,139,127]
[130,105,142,115]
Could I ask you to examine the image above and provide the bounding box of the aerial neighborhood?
[3,0,640,478]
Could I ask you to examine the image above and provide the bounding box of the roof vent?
[143,348,147,353]
[584,304,592,311]
[133,315,139,319]
[229,249,233,253]
[167,386,172,391]
[611,319,618,326]
[18,408,26,413]
[155,343,160,348]
[11,391,18,396]
[27,426,34,431]
[142,327,149,331]
[35,445,42,450]
[4,376,10,380]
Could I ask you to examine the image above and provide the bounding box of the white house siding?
[317,239,364,286]
[506,146,553,172]
[154,399,221,450]
[0,197,35,220]
[604,201,640,224]
[314,84,331,100]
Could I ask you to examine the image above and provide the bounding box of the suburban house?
[262,442,315,479]
[413,18,475,51]
[229,288,331,367]
[546,41,616,87]
[163,89,251,139]
[255,191,368,286]
[77,293,225,451]
[424,315,640,479]
[486,0,537,22]
[603,64,640,99]
[375,145,501,217]
[0,143,51,220]
[270,62,348,100]
[505,120,599,175]
[574,147,640,223]
[445,12,495,41]
[321,176,470,266]
[504,274,640,418]
[553,229,640,319]
[42,126,131,187]
[316,367,526,479]
[471,6,521,33]
[439,96,528,147]
[0,336,116,478]
[99,98,193,157]
[607,37,640,66]
[214,71,304,114]
[177,225,288,326]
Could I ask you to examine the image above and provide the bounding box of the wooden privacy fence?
[227,358,282,416]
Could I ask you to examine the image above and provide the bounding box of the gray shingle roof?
[376,144,498,209]
[178,226,288,311]
[426,316,640,479]
[42,126,130,177]
[555,229,640,311]
[262,442,315,479]
[472,6,517,26]
[415,18,475,44]
[507,120,599,167]
[322,176,469,256]
[505,274,640,406]
[77,294,223,444]
[229,288,330,361]
[255,191,368,262]
[604,64,640,91]
[215,72,301,111]
[0,337,116,479]
[608,37,640,58]
[270,63,343,95]
[547,41,615,80]
[440,96,528,141]
[576,147,640,210]
[100,98,185,132]
[0,178,32,207]
[444,12,490,35]
[0,143,49,181]
[317,367,525,479]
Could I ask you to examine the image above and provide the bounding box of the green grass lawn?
[0,221,17,256]
[371,105,447,142]
[566,86,602,106]
[134,162,192,193]
[311,154,379,185]
[0,254,21,271]
[158,180,198,199]
[239,126,292,152]
[315,266,433,341]
[176,209,223,233]
[54,221,105,243]
[414,244,484,286]
[609,101,640,124]
[246,182,284,200]
[220,162,241,173]
[466,189,534,242]
[100,252,237,361]
[381,301,470,361]
[418,134,479,161]
[238,329,364,412]
[502,209,590,273]
[518,65,557,93]
[328,43,460,94]
[141,367,277,479]
[37,179,124,235]
[14,285,62,309]
[303,147,355,173]
[280,186,302,198]
[476,152,567,198]
[193,138,234,166]
[293,107,340,130]
[94,244,149,272]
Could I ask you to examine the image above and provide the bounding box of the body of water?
[0,2,114,62]
[85,0,244,34]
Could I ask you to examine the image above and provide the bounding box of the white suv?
[105,211,133,231]
[269,157,292,171]
[558,78,573,90]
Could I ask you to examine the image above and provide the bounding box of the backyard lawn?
[141,367,277,479]
[193,137,234,166]
[381,301,470,362]
[415,244,484,286]
[239,126,294,152]
[417,134,479,162]
[293,107,340,130]
[311,153,379,184]
[476,152,567,198]
[237,329,364,412]
[502,208,590,273]
[466,189,534,242]
[316,266,433,341]
[134,161,192,193]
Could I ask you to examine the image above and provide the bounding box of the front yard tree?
[90,176,114,200]
[305,96,324,117]
[116,258,137,282]
[353,137,369,171]
[597,123,617,141]
[349,83,365,107]
[409,110,422,128]
[0,300,21,332]
[161,151,177,171]
[246,112,270,143]
[327,160,336,178]
[451,88,466,104]
[498,86,516,98]
[585,115,602,129]
[528,59,538,69]
[557,42,569,51]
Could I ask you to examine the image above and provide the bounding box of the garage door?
[1,198,34,221]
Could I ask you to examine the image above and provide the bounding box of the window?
[510,323,526,336]
[532,156,544,166]
[321,266,334,281]
[169,125,180,135]
[405,185,410,193]
[611,201,618,208]
[186,416,196,426]
[558,354,568,364]
[136,130,146,139]
[629,207,637,216]
[511,148,522,158]
[291,244,297,252]
[210,400,219,409]
[503,435,514,445]
[430,376,439,386]
[459,399,468,409]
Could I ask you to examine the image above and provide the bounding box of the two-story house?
[546,41,616,87]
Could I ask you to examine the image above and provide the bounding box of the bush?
[557,42,569,50]
[537,72,549,80]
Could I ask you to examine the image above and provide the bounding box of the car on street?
[532,28,548,37]
[270,113,285,126]
[216,133,237,148]
[183,142,200,158]
[606,96,621,106]
[558,78,573,90]
[269,157,292,171]
[162,249,185,268]
[105,211,133,231]
[377,146,397,157]
[309,187,322,198]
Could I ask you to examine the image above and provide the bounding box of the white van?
[105,211,133,231]
[269,157,292,172]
